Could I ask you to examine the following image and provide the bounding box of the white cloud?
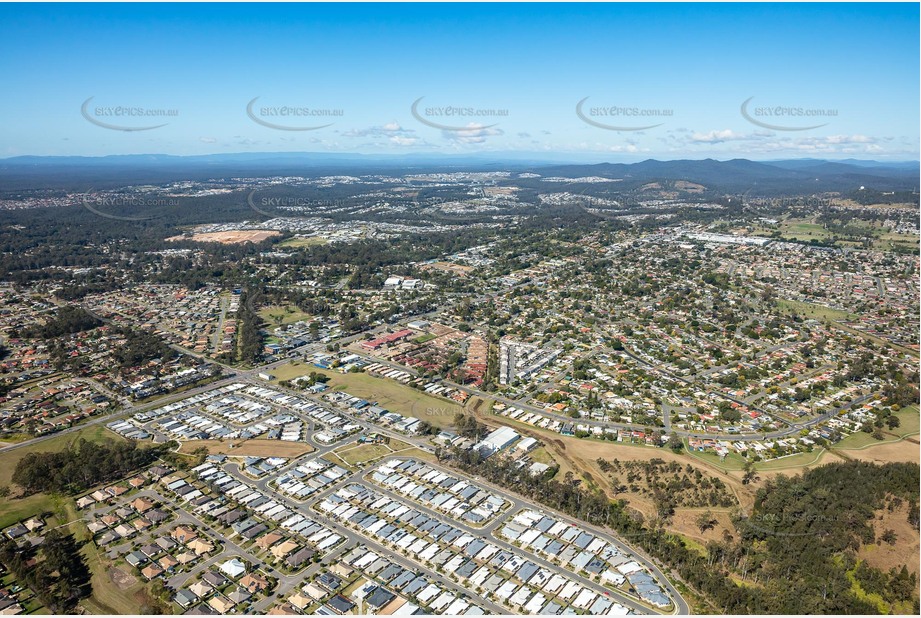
[442,125,504,144]
[342,123,415,138]
[389,135,418,146]
[688,129,764,144]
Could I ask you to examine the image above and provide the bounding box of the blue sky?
[2,2,918,160]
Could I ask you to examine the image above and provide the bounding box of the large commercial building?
[474,426,520,456]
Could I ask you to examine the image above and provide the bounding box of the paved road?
[0,372,243,454]
[219,457,508,614]
[359,456,689,615]
[8,302,871,616]
[5,287,870,467]
[334,338,870,444]
[352,474,659,614]
[29,364,690,614]
[214,407,685,617]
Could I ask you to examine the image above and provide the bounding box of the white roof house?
[219,558,246,578]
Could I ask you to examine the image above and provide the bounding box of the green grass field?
[391,447,438,464]
[778,220,836,241]
[273,362,465,429]
[80,541,147,615]
[0,425,125,529]
[833,431,883,450]
[528,446,556,465]
[258,304,314,327]
[270,360,314,381]
[776,299,856,321]
[892,406,919,437]
[751,218,838,242]
[334,443,394,466]
[278,236,328,248]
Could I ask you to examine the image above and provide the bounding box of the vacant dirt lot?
[109,567,137,590]
[334,443,393,467]
[178,439,314,458]
[835,438,920,465]
[481,414,753,513]
[168,230,281,244]
[668,508,737,547]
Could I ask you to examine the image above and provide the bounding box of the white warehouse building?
[475,426,520,456]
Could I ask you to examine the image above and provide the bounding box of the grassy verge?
[754,449,827,470]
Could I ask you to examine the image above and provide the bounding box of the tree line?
[14,305,100,339]
[11,438,167,495]
[0,529,91,613]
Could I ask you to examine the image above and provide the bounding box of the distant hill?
[0,153,917,193]
[533,158,919,193]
